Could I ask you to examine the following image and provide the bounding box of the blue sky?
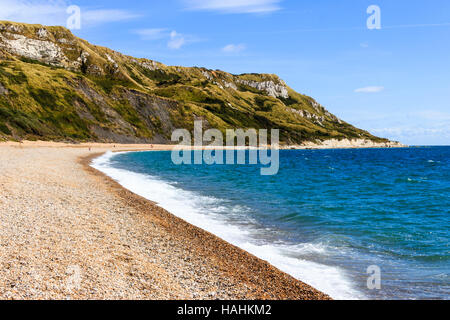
[1,0,449,145]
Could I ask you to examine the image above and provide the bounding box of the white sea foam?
[91,151,366,300]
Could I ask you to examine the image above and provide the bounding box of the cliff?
[0,21,399,146]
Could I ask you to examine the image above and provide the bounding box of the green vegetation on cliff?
[0,21,388,144]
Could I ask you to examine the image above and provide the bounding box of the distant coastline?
[280,138,407,149]
[0,138,407,151]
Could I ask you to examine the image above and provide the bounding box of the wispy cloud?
[82,9,141,26]
[0,0,140,27]
[354,86,384,93]
[183,0,282,14]
[135,28,200,50]
[222,43,246,53]
[168,31,186,50]
[371,126,450,146]
[134,28,168,41]
[347,110,450,145]
[0,0,67,25]
[360,42,369,48]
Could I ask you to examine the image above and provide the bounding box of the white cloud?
[0,0,67,25]
[134,28,168,40]
[360,42,369,48]
[348,110,450,145]
[0,0,139,27]
[222,43,246,53]
[354,86,385,93]
[168,31,186,50]
[183,0,282,14]
[371,126,450,146]
[135,28,197,50]
[82,9,141,26]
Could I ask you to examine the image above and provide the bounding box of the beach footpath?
[0,141,330,300]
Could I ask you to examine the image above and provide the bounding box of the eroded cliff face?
[0,24,81,70]
[0,21,395,145]
[235,79,289,99]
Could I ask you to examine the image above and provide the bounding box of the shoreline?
[90,151,364,299]
[82,151,332,300]
[0,139,407,151]
[0,143,330,300]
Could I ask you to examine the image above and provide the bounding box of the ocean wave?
[91,152,366,300]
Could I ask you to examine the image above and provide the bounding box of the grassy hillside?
[0,21,388,145]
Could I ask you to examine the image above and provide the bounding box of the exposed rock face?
[201,70,213,81]
[139,60,161,71]
[90,125,149,144]
[289,108,325,126]
[57,38,75,45]
[122,89,178,143]
[105,53,119,74]
[298,139,407,149]
[324,111,343,124]
[36,28,48,39]
[4,24,23,33]
[0,21,398,146]
[288,101,344,126]
[237,79,289,99]
[200,70,239,91]
[222,81,237,90]
[213,80,238,90]
[77,50,90,70]
[199,70,289,98]
[105,54,117,65]
[0,22,108,75]
[86,64,104,76]
[200,71,290,98]
[0,33,66,66]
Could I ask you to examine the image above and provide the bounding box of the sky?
[0,0,449,145]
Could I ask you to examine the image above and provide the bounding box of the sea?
[92,146,449,300]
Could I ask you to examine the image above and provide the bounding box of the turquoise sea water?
[92,147,449,300]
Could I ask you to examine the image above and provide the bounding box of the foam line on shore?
[91,151,365,300]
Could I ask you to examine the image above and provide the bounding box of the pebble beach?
[0,141,330,300]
